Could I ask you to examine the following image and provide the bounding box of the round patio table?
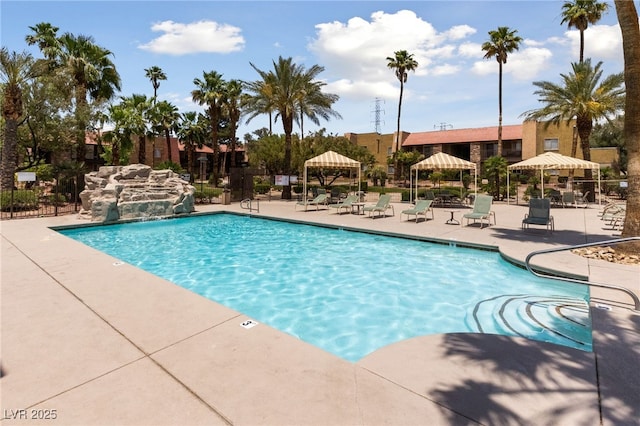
[445,210,460,225]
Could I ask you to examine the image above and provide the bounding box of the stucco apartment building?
[346,119,618,178]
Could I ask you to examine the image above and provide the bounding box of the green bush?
[255,183,271,194]
[0,190,39,211]
[155,161,184,174]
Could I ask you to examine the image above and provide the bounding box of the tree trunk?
[615,0,640,240]
[210,106,220,186]
[497,61,503,157]
[282,114,293,200]
[394,81,404,182]
[0,119,18,190]
[577,115,595,201]
[165,129,172,163]
[138,135,146,164]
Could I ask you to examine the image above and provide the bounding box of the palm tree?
[561,0,609,63]
[0,49,45,189]
[176,111,207,179]
[26,24,121,166]
[222,79,243,168]
[144,65,166,102]
[104,102,135,166]
[386,50,418,181]
[482,27,522,158]
[296,76,341,141]
[150,100,179,163]
[245,56,339,199]
[119,94,152,164]
[192,71,226,185]
[483,156,508,200]
[613,0,640,239]
[242,77,276,135]
[522,59,625,200]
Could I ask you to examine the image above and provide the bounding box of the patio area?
[1,199,638,425]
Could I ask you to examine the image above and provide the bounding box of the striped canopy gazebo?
[507,152,601,205]
[410,152,477,202]
[303,151,361,202]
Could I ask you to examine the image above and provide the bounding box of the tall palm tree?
[150,100,179,163]
[176,111,207,179]
[482,27,522,158]
[245,56,339,199]
[561,0,609,63]
[144,65,166,102]
[522,59,625,200]
[296,77,341,141]
[222,79,244,168]
[26,24,121,166]
[386,50,418,181]
[0,49,45,189]
[614,0,640,239]
[192,71,226,185]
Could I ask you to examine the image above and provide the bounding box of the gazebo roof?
[411,152,476,170]
[508,152,600,170]
[304,151,360,168]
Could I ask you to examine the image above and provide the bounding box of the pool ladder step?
[466,294,591,347]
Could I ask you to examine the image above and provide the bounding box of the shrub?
[155,161,183,174]
[0,190,39,211]
[255,183,271,194]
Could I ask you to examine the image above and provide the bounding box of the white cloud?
[560,24,622,61]
[308,10,479,100]
[458,42,483,58]
[138,20,245,55]
[471,47,552,81]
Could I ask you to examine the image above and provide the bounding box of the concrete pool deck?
[1,199,638,425]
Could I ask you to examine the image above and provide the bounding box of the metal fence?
[0,179,79,220]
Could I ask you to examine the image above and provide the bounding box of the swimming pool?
[59,213,592,361]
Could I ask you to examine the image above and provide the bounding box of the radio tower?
[371,98,385,133]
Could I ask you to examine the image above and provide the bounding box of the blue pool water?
[59,214,592,361]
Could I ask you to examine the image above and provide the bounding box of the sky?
[1,0,628,139]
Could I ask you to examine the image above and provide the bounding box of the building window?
[544,138,559,151]
[422,146,433,157]
[387,147,392,156]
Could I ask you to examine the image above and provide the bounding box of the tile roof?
[402,124,522,147]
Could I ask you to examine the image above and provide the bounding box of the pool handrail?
[525,237,640,311]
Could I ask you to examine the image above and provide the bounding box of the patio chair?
[363,194,394,218]
[295,193,328,211]
[522,198,554,232]
[561,191,576,208]
[400,199,434,222]
[462,194,495,229]
[328,194,358,214]
[575,191,590,208]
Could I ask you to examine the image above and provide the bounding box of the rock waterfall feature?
[79,164,196,222]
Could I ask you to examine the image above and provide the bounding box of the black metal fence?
[0,179,79,220]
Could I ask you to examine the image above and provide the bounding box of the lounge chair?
[522,198,554,232]
[363,194,394,218]
[328,194,358,214]
[401,199,434,222]
[561,191,576,208]
[295,193,328,211]
[462,194,495,229]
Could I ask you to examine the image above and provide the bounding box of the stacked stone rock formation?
[79,164,195,222]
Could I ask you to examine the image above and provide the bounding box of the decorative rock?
[79,164,195,222]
